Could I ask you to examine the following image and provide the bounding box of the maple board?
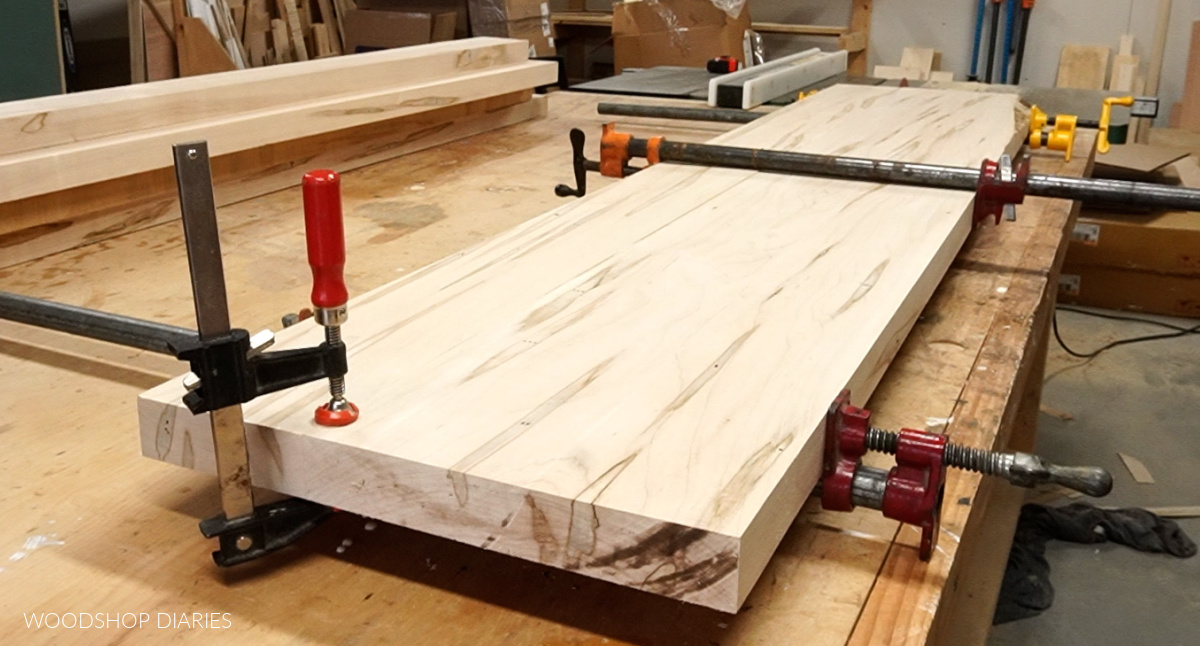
[138,85,1023,612]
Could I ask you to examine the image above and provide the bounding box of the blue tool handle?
[969,0,986,79]
[1001,0,1016,83]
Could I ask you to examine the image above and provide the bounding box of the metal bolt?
[235,535,254,551]
[187,148,198,160]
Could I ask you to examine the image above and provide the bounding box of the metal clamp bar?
[0,290,195,355]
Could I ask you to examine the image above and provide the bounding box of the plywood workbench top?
[0,90,1093,644]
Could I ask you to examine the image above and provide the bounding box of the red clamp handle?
[302,170,348,310]
[973,156,1029,226]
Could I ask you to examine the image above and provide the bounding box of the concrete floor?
[989,306,1200,645]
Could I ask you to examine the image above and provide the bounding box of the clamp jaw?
[974,154,1028,226]
[1098,95,1159,154]
[1028,105,1076,161]
[822,390,946,559]
[821,389,1112,561]
[174,331,348,414]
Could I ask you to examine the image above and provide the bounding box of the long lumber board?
[0,91,546,269]
[138,85,1023,612]
[0,37,529,157]
[0,58,555,204]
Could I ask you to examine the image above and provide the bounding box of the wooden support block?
[837,30,866,54]
[0,91,545,267]
[929,70,954,82]
[1056,44,1110,90]
[139,85,1024,612]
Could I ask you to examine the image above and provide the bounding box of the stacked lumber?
[135,0,354,79]
[0,38,556,268]
[139,85,1024,612]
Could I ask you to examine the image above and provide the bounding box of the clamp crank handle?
[555,128,589,198]
[1006,452,1113,497]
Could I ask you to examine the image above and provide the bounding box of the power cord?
[1052,305,1200,359]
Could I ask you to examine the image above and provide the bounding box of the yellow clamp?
[1098,95,1134,154]
[1028,105,1076,162]
[796,89,819,101]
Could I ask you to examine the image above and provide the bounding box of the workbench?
[0,90,1092,644]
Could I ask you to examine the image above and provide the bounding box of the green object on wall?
[0,0,64,102]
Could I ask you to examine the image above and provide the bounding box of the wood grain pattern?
[138,86,1023,612]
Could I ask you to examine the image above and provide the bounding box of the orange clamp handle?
[302,170,349,310]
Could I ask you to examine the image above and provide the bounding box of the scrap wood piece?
[1143,506,1200,518]
[176,15,238,76]
[899,46,938,80]
[1056,44,1110,90]
[315,0,341,54]
[270,17,292,62]
[278,0,309,61]
[1119,452,1155,484]
[138,85,1025,612]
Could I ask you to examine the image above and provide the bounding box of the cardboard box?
[343,8,457,53]
[356,0,471,40]
[612,0,750,73]
[1066,210,1200,277]
[1058,264,1200,318]
[467,0,555,57]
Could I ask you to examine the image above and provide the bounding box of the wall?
[751,0,1197,126]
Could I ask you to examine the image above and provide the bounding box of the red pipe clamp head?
[821,389,947,561]
[973,154,1030,226]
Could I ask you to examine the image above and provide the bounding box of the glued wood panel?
[138,85,1023,612]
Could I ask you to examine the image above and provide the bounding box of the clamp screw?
[235,535,254,551]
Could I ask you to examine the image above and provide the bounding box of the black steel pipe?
[627,138,1200,212]
[984,0,1002,83]
[1012,6,1032,83]
[0,290,196,355]
[633,139,982,190]
[597,102,762,124]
